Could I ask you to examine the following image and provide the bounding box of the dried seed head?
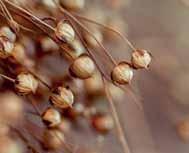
[69,54,96,79]
[177,120,189,142]
[15,73,39,95]
[58,119,71,133]
[92,114,114,133]
[0,36,14,58]
[111,62,134,84]
[42,107,61,128]
[12,43,26,62]
[55,21,75,43]
[50,86,74,108]
[60,0,85,10]
[43,129,65,150]
[0,26,16,42]
[131,49,152,69]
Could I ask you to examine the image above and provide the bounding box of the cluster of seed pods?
[0,0,153,153]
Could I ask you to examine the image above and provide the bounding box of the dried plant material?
[0,26,16,42]
[43,129,65,150]
[111,62,134,84]
[42,0,59,10]
[50,86,74,108]
[131,49,152,69]
[42,107,61,128]
[0,36,14,58]
[15,73,39,95]
[69,54,96,79]
[55,21,75,43]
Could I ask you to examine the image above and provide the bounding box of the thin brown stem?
[0,73,15,82]
[72,13,136,51]
[103,77,131,153]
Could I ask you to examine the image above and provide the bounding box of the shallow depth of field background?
[90,0,189,153]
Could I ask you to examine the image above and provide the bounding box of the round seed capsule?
[50,86,74,109]
[69,54,95,79]
[55,21,75,43]
[0,36,14,58]
[92,114,114,133]
[131,49,152,69]
[42,107,61,128]
[111,62,134,84]
[60,0,85,10]
[43,129,65,150]
[15,73,38,95]
[0,26,16,42]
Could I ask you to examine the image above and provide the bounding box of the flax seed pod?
[55,21,75,43]
[111,62,134,84]
[92,114,114,133]
[60,0,85,10]
[15,73,39,95]
[176,119,189,142]
[43,129,65,150]
[42,107,61,128]
[40,37,59,52]
[69,54,96,79]
[50,86,74,109]
[0,36,14,58]
[0,26,16,42]
[131,49,152,69]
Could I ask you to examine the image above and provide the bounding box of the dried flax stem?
[103,77,131,153]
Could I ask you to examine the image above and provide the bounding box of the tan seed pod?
[40,37,59,52]
[42,107,61,128]
[42,0,59,10]
[131,49,152,69]
[50,86,74,108]
[0,26,16,42]
[176,120,189,142]
[111,62,134,84]
[60,0,85,10]
[0,36,14,58]
[15,73,39,95]
[55,21,75,43]
[43,129,65,150]
[69,54,96,79]
[92,114,114,133]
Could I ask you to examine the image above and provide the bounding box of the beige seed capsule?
[92,114,114,133]
[42,107,61,128]
[55,21,75,43]
[69,54,96,79]
[60,0,85,10]
[43,129,65,150]
[0,36,14,58]
[111,62,134,84]
[50,86,74,108]
[131,49,152,69]
[0,26,16,42]
[15,73,39,95]
[176,120,189,142]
